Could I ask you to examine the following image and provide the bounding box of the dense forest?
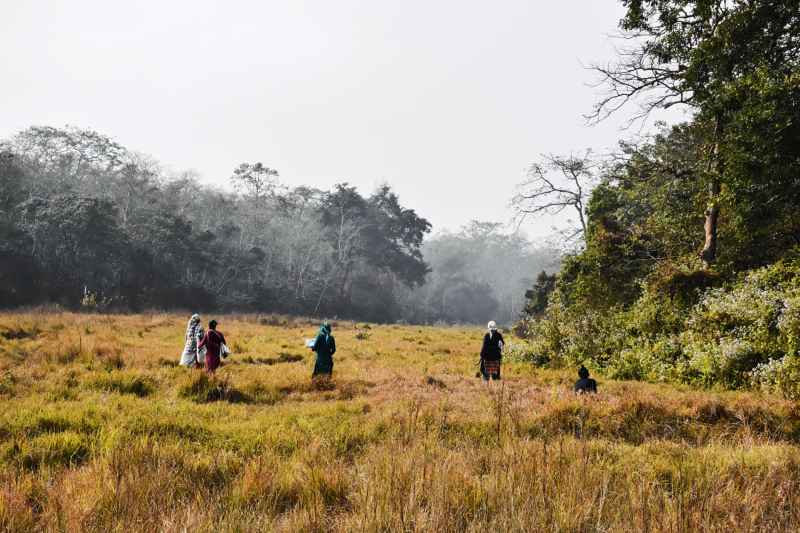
[517,0,800,396]
[0,126,552,324]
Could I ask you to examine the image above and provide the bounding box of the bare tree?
[512,152,598,246]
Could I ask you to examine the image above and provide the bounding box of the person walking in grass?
[179,314,205,367]
[574,365,598,394]
[479,320,504,382]
[198,319,227,374]
[310,322,336,380]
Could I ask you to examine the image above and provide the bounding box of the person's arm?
[329,336,336,356]
[480,335,488,359]
[198,331,208,349]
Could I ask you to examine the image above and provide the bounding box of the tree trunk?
[700,117,722,268]
[700,180,720,268]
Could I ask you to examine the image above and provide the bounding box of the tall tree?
[592,0,800,266]
[230,162,280,200]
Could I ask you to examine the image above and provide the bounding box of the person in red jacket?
[198,319,227,374]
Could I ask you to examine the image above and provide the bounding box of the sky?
[1,0,686,239]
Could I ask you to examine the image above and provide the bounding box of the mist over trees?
[0,125,557,324]
[398,221,558,325]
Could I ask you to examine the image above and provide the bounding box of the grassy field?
[1,312,800,532]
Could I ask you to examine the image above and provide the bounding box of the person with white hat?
[479,320,504,381]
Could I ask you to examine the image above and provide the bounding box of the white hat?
[487,320,497,330]
[191,313,200,322]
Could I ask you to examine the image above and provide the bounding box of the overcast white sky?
[1,1,686,238]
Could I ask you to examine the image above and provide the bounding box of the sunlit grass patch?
[1,312,800,530]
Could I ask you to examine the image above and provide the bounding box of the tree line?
[0,126,555,323]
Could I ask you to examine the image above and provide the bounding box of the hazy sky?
[1,1,684,238]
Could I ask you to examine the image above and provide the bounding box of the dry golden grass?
[1,311,799,531]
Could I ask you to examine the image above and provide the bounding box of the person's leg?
[205,353,219,374]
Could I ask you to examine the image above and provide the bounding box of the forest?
[0,126,553,324]
[515,0,800,397]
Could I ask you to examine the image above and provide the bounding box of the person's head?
[578,365,590,379]
[209,320,218,330]
[321,321,331,334]
[487,320,497,332]
[190,313,200,324]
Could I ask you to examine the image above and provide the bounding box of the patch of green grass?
[88,373,155,397]
[14,431,91,470]
[177,373,252,403]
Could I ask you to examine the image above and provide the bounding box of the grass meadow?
[1,312,800,531]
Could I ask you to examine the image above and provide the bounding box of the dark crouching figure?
[310,322,336,379]
[479,321,504,381]
[198,319,227,374]
[574,366,597,394]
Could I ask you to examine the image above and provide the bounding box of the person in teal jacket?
[310,322,336,377]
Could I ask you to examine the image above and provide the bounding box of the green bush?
[750,355,800,400]
[503,342,550,366]
[526,259,800,395]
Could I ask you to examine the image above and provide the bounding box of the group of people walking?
[178,314,597,393]
[178,314,336,379]
[179,314,228,373]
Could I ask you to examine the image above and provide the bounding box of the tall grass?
[0,311,799,531]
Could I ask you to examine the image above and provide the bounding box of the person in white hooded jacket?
[179,313,205,367]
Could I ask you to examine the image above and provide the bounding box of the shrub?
[750,355,800,399]
[527,259,800,390]
[503,342,550,366]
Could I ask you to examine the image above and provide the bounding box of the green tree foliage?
[524,1,800,395]
[18,195,128,304]
[523,271,556,318]
[593,0,800,266]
